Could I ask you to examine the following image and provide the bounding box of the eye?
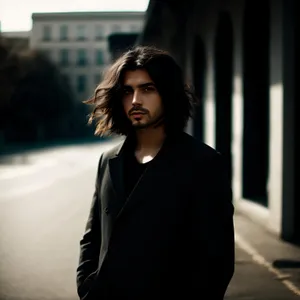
[123,88,132,95]
[144,86,155,92]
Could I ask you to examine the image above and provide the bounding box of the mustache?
[128,107,149,115]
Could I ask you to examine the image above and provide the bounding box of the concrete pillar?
[203,36,215,148]
[231,10,244,204]
[268,0,284,234]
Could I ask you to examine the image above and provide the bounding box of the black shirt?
[124,147,150,199]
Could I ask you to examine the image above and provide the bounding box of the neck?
[134,125,166,151]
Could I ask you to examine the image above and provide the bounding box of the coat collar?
[113,131,182,157]
[113,133,135,157]
[107,132,183,220]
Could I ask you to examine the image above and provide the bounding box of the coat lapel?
[107,138,128,204]
[115,134,179,220]
[107,133,184,222]
[108,155,125,202]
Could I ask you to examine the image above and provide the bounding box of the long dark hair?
[84,45,198,136]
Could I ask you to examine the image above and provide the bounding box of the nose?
[132,90,142,105]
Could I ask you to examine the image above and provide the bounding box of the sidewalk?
[226,211,300,299]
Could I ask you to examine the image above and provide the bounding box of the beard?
[131,112,164,130]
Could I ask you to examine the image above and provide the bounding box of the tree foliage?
[0,37,93,147]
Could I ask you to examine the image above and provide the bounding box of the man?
[76,46,235,299]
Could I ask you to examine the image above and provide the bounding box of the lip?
[130,112,145,116]
[131,113,144,118]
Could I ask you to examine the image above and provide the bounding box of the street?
[0,139,299,300]
[0,139,121,300]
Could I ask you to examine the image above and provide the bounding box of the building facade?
[30,11,145,101]
[139,0,298,244]
[0,31,30,52]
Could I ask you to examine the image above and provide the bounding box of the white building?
[0,31,30,38]
[30,11,145,101]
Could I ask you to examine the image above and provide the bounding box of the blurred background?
[0,0,299,299]
[0,3,146,151]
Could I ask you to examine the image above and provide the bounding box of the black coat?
[76,132,235,299]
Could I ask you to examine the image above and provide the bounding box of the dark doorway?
[242,0,270,206]
[214,11,234,181]
[282,0,298,244]
[294,0,300,244]
[192,36,206,142]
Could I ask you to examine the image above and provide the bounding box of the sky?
[0,0,149,32]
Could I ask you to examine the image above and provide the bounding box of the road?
[0,139,121,300]
[0,138,299,300]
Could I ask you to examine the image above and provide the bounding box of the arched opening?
[294,0,300,243]
[242,0,270,206]
[192,36,206,142]
[281,0,298,244]
[214,11,234,181]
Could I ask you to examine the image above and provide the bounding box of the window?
[95,24,105,40]
[95,49,104,65]
[60,25,68,41]
[77,25,86,41]
[77,49,87,66]
[42,25,51,41]
[59,49,69,66]
[111,24,121,33]
[77,75,86,93]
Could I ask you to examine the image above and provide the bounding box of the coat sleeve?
[190,152,235,299]
[76,154,103,300]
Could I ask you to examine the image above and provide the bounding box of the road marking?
[235,232,300,297]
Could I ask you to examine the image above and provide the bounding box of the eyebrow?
[123,82,156,89]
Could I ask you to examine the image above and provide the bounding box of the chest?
[99,154,195,225]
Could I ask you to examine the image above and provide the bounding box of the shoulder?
[93,139,124,181]
[93,138,124,169]
[177,132,228,178]
[100,140,123,162]
[179,132,221,162]
[180,133,231,193]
